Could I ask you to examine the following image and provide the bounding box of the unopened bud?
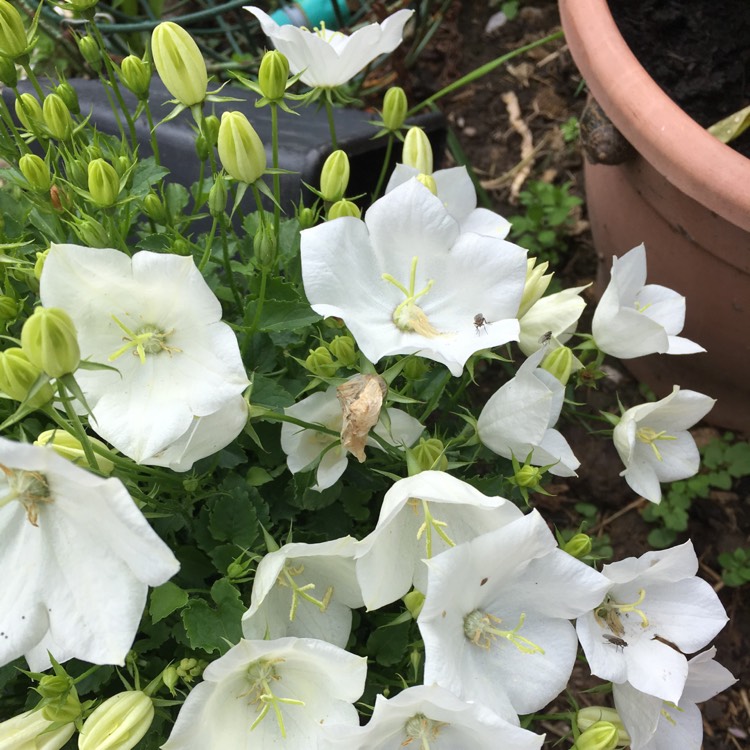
[0,295,19,324]
[258,49,289,101]
[327,199,360,220]
[0,55,17,87]
[415,173,437,195]
[382,86,407,131]
[43,93,73,140]
[34,248,49,280]
[15,92,42,131]
[40,690,82,724]
[518,257,553,317]
[203,114,220,146]
[35,429,115,475]
[320,149,350,202]
[253,222,276,269]
[577,707,630,747]
[208,176,227,218]
[563,533,593,559]
[541,345,574,385]
[21,307,81,378]
[0,347,54,406]
[402,127,433,174]
[195,133,210,161]
[88,158,120,207]
[77,35,101,69]
[119,55,151,99]
[19,154,51,192]
[406,437,447,475]
[55,81,80,114]
[328,335,357,367]
[514,464,543,488]
[297,205,317,229]
[0,0,28,60]
[151,21,207,107]
[403,590,425,619]
[75,217,110,248]
[218,111,266,183]
[573,721,621,750]
[78,691,154,750]
[0,710,74,749]
[143,193,166,223]
[162,666,179,695]
[304,346,337,378]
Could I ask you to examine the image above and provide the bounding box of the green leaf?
[250,371,295,409]
[366,620,411,667]
[181,579,245,654]
[149,581,189,623]
[244,299,322,333]
[209,492,259,548]
[130,157,170,198]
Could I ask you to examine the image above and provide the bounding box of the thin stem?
[270,102,281,248]
[20,63,46,100]
[143,99,161,165]
[199,217,219,271]
[54,384,98,469]
[220,220,242,309]
[324,93,338,149]
[0,94,28,154]
[372,133,394,201]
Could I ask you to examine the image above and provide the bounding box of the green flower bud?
[0,0,28,60]
[576,708,630,747]
[0,347,54,406]
[151,21,207,107]
[403,590,425,619]
[0,55,17,87]
[208,175,227,218]
[382,86,407,131]
[415,173,437,195]
[36,675,72,701]
[403,126,433,174]
[203,114,220,146]
[172,238,190,256]
[34,248,49,280]
[143,192,167,223]
[541,345,574,385]
[194,133,210,161]
[573,721,621,750]
[176,657,206,681]
[297,205,317,229]
[35,429,115,475]
[21,307,81,378]
[258,49,289,101]
[15,92,42,131]
[42,93,73,140]
[119,54,151,99]
[55,81,80,114]
[327,199,360,220]
[87,158,120,207]
[0,295,19,324]
[162,665,179,695]
[66,158,88,189]
[304,346,337,378]
[518,257,553,317]
[77,35,101,69]
[253,222,276,270]
[78,691,154,750]
[75,217,110,248]
[514,463,543,488]
[328,335,357,367]
[19,154,51,192]
[65,0,100,12]
[563,533,593,560]
[40,689,82,724]
[407,437,447,475]
[218,111,266,183]
[403,357,429,380]
[319,149,350,202]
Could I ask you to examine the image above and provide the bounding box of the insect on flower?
[538,330,552,345]
[602,633,628,651]
[474,313,489,334]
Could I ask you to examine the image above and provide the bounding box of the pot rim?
[559,0,750,232]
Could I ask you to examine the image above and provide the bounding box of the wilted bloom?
[246,7,413,89]
[217,111,266,184]
[162,637,366,750]
[592,244,704,358]
[302,179,527,376]
[39,244,249,470]
[0,438,179,670]
[576,541,728,704]
[0,708,75,750]
[613,386,715,503]
[477,346,580,477]
[78,691,154,750]
[151,22,207,107]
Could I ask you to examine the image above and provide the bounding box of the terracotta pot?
[559,0,750,432]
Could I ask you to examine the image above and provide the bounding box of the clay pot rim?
[559,0,750,233]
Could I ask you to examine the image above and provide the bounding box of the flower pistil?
[109,316,181,364]
[636,427,677,461]
[463,610,544,655]
[403,712,448,749]
[277,562,334,620]
[383,256,442,338]
[0,464,52,526]
[594,589,649,636]
[244,658,305,739]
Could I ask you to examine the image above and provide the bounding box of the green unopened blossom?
[143,193,167,223]
[75,217,110,248]
[77,35,100,69]
[258,49,289,101]
[0,54,17,86]
[0,347,54,406]
[327,199,360,220]
[15,92,42,131]
[415,172,437,195]
[402,126,433,174]
[0,0,28,60]
[208,176,227,218]
[78,691,154,750]
[203,114,220,146]
[518,257,553,317]
[403,590,425,619]
[382,86,408,131]
[218,111,266,183]
[406,437,448,474]
[119,54,151,99]
[55,81,80,114]
[87,158,120,207]
[21,306,81,378]
[40,689,83,724]
[573,721,620,750]
[320,149,350,202]
[513,463,544,488]
[328,335,357,367]
[563,533,593,560]
[577,708,630,748]
[151,21,207,107]
[252,221,276,270]
[297,205,317,229]
[304,346,337,378]
[0,295,19,324]
[35,429,115,475]
[19,154,51,192]
[541,345,574,385]
[42,93,73,140]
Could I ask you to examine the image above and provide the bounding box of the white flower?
[419,510,610,716]
[0,438,179,671]
[613,386,716,503]
[386,164,512,238]
[280,385,423,491]
[354,470,523,610]
[518,285,588,356]
[245,6,413,88]
[325,684,545,749]
[161,637,366,750]
[242,537,364,648]
[301,179,528,376]
[592,244,705,358]
[576,541,728,705]
[613,647,736,750]
[0,709,75,750]
[477,347,580,476]
[39,244,249,471]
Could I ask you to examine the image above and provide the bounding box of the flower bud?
[66,0,100,12]
[42,93,73,140]
[297,205,317,229]
[88,158,120,207]
[403,127,433,174]
[41,689,82,724]
[382,86,407,131]
[119,54,151,99]
[35,429,115,475]
[304,346,337,378]
[208,175,227,218]
[258,49,289,101]
[21,307,81,378]
[406,437,447,474]
[176,657,206,681]
[162,665,179,695]
[573,721,621,750]
[66,158,88,189]
[55,81,80,114]
[77,35,101,69]
[563,533,593,560]
[327,199,360,220]
[78,691,154,750]
[319,149,350,202]
[0,709,74,750]
[34,248,49,280]
[203,114,220,146]
[253,222,276,270]
[518,257,552,317]
[403,590,425,619]
[0,294,19,324]
[514,463,543,488]
[151,21,207,107]
[0,347,54,406]
[541,345,574,385]
[0,0,28,60]
[194,133,210,161]
[15,92,42,131]
[143,192,167,223]
[415,173,437,195]
[19,154,51,192]
[0,55,17,87]
[172,238,190,256]
[75,217,110,248]
[576,708,630,747]
[328,335,357,367]
[218,111,266,183]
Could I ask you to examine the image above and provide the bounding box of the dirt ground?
[403,0,750,746]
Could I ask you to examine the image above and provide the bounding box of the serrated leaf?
[250,372,295,409]
[244,299,322,332]
[209,492,258,548]
[181,579,244,654]
[150,581,189,623]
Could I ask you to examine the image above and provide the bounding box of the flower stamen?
[636,427,677,461]
[415,498,456,558]
[595,589,649,634]
[402,713,448,749]
[244,658,304,739]
[278,562,334,620]
[463,610,544,655]
[382,256,442,338]
[109,315,181,364]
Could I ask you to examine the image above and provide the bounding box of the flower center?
[108,316,181,364]
[403,713,448,749]
[636,427,677,461]
[244,658,304,739]
[463,609,544,655]
[408,498,456,558]
[277,561,333,621]
[382,256,442,338]
[0,464,53,527]
[594,589,649,636]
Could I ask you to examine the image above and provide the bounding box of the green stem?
[143,99,161,165]
[270,102,281,254]
[220,220,242,309]
[372,133,394,201]
[20,63,46,100]
[54,384,98,469]
[324,93,338,149]
[199,217,219,271]
[0,93,28,154]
